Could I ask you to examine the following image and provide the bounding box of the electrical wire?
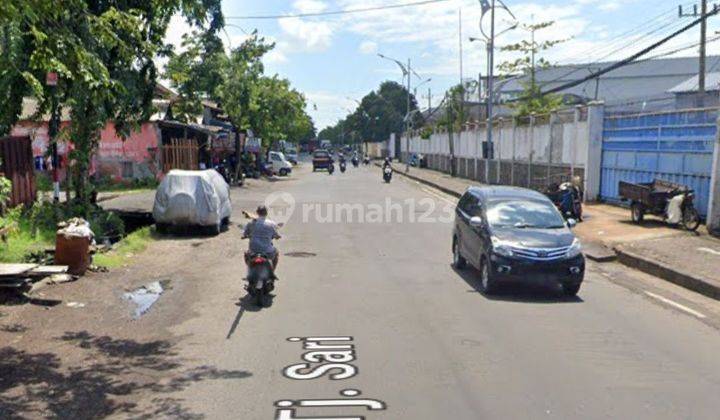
[225,0,452,20]
[515,7,720,101]
[554,3,692,66]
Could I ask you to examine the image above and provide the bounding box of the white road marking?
[644,291,707,319]
[697,247,720,256]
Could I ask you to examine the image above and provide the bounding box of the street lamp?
[413,77,432,98]
[474,0,517,184]
[378,53,422,172]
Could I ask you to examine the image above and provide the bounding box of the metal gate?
[0,136,36,207]
[600,109,716,217]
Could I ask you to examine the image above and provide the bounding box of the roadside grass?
[93,227,154,268]
[0,210,55,263]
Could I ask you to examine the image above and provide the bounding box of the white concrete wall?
[400,107,590,167]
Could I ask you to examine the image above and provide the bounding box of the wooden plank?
[28,265,69,276]
[0,263,38,276]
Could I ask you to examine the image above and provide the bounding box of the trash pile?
[55,218,94,275]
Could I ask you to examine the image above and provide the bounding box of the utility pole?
[486,0,496,184]
[428,87,432,111]
[46,71,60,202]
[406,58,411,173]
[679,1,716,103]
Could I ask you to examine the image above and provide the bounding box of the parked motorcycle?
[245,253,275,307]
[363,156,370,165]
[352,157,359,167]
[328,162,335,175]
[546,182,583,221]
[383,166,393,183]
[340,161,347,173]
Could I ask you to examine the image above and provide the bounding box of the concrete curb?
[616,246,720,300]
[375,163,463,198]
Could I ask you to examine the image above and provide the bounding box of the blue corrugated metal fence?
[600,108,716,217]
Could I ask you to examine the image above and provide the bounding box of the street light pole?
[486,0,495,184]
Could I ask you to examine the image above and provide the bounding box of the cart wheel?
[631,202,644,224]
[682,207,701,232]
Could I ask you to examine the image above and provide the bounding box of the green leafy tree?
[498,21,567,117]
[165,30,227,122]
[321,81,419,145]
[0,0,223,202]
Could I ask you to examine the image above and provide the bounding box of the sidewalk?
[389,163,720,300]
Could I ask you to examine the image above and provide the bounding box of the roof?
[668,72,720,93]
[467,186,548,201]
[499,55,720,106]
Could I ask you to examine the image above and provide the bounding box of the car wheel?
[479,257,498,294]
[279,168,289,176]
[562,283,581,297]
[211,222,222,236]
[452,237,467,269]
[631,202,644,224]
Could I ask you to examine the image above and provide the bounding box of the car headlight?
[491,237,514,258]
[566,238,582,258]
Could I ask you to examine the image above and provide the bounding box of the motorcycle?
[328,162,335,175]
[363,156,370,165]
[340,160,347,173]
[352,157,359,167]
[546,182,583,221]
[383,166,392,183]
[245,253,276,307]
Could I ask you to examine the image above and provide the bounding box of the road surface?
[3,162,720,419]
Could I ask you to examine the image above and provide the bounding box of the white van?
[268,151,293,176]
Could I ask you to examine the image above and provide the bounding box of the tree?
[0,0,223,202]
[498,21,567,117]
[165,30,227,122]
[320,81,419,146]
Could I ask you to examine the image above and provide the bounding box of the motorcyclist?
[242,205,281,274]
[382,157,392,169]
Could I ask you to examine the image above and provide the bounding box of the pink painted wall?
[11,120,160,181]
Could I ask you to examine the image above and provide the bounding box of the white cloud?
[305,91,359,129]
[359,40,378,54]
[293,0,328,14]
[279,17,335,52]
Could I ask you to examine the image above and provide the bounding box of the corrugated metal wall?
[600,108,716,217]
[0,136,36,207]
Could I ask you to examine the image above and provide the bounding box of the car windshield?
[486,199,566,229]
[314,151,328,158]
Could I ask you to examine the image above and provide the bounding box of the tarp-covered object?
[153,170,231,227]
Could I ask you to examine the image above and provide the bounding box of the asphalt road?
[125,161,720,420]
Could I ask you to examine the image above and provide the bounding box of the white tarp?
[153,170,231,226]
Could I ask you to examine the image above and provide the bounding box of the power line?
[554,4,689,66]
[542,16,689,87]
[529,7,720,99]
[225,0,452,20]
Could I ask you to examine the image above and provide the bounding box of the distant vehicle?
[285,151,299,165]
[452,186,584,296]
[383,166,392,183]
[312,149,333,171]
[153,170,231,235]
[319,139,332,150]
[268,151,293,176]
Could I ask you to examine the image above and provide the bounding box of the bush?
[28,200,125,241]
[0,176,11,213]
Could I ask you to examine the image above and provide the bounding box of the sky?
[164,0,715,131]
